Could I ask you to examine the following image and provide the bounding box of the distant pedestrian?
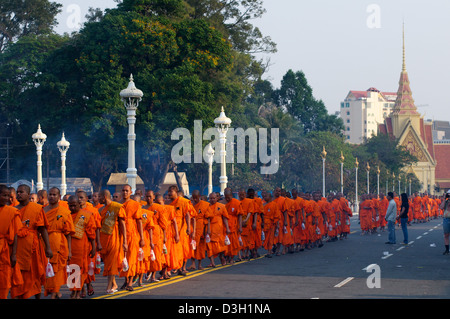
[440,190,450,255]
[385,192,397,244]
[397,193,409,245]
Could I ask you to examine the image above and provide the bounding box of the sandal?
[87,284,94,296]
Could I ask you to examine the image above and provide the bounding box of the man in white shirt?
[385,192,397,244]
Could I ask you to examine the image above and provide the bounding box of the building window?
[346,103,350,108]
[341,102,344,108]
[346,111,350,116]
[347,119,350,123]
[347,127,350,131]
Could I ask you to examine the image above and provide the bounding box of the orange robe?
[192,200,209,261]
[205,202,229,257]
[262,201,281,251]
[281,197,296,246]
[69,208,97,292]
[273,196,288,245]
[293,196,308,244]
[169,197,195,264]
[120,199,142,278]
[252,197,264,249]
[225,198,241,257]
[146,203,167,272]
[378,197,388,228]
[84,203,101,283]
[98,201,126,276]
[329,199,341,238]
[339,197,353,233]
[304,200,316,243]
[359,200,373,231]
[318,199,329,238]
[413,196,422,220]
[11,202,49,299]
[239,198,255,250]
[43,204,75,296]
[0,205,22,299]
[162,205,176,270]
[137,209,155,275]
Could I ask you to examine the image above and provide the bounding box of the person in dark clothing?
[397,193,409,245]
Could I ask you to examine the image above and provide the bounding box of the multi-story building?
[340,87,396,144]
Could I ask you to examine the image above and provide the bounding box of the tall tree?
[0,0,62,52]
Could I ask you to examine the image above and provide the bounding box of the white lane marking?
[424,232,428,235]
[417,236,422,239]
[396,246,404,251]
[382,253,393,259]
[334,277,354,288]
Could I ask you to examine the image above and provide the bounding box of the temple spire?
[402,22,406,72]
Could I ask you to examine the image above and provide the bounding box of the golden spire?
[402,21,406,72]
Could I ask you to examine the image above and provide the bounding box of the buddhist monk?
[92,192,103,210]
[292,189,307,251]
[135,198,154,287]
[8,187,19,207]
[337,192,353,238]
[238,189,255,259]
[11,184,52,299]
[224,188,241,264]
[77,190,101,297]
[189,190,210,270]
[248,189,264,257]
[143,191,167,282]
[98,190,127,294]
[261,191,281,258]
[167,185,195,276]
[359,194,373,235]
[273,187,288,255]
[0,185,22,299]
[30,193,38,203]
[67,195,96,299]
[37,189,48,207]
[43,187,75,299]
[119,185,145,291]
[113,192,122,203]
[205,192,230,267]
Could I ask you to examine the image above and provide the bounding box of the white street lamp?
[206,143,215,196]
[339,151,344,194]
[376,166,380,196]
[57,133,70,197]
[366,162,370,194]
[321,146,327,197]
[32,124,47,191]
[120,74,143,194]
[214,106,231,195]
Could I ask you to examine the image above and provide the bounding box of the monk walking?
[189,190,209,270]
[119,185,145,291]
[43,187,75,299]
[11,184,52,299]
[67,196,97,299]
[98,190,127,294]
[0,185,22,299]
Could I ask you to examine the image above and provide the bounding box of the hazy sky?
[54,0,450,122]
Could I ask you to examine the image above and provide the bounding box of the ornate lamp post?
[57,133,70,197]
[376,166,380,196]
[355,157,359,213]
[214,107,231,195]
[32,124,47,191]
[366,162,370,194]
[206,143,215,196]
[339,151,345,194]
[120,74,143,194]
[321,146,327,197]
[398,175,401,195]
[392,173,395,192]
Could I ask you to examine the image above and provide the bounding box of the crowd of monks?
[3,181,445,299]
[358,192,446,234]
[0,183,358,299]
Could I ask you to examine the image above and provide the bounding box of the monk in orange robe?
[189,190,210,270]
[119,185,145,291]
[262,191,281,258]
[224,188,241,264]
[43,187,75,299]
[205,192,230,267]
[337,193,353,238]
[252,193,264,254]
[98,190,127,294]
[135,205,154,286]
[155,194,178,280]
[168,185,195,276]
[292,189,307,251]
[67,195,96,299]
[8,187,19,207]
[359,195,373,234]
[144,191,167,282]
[0,185,22,299]
[328,194,341,241]
[282,191,297,253]
[37,189,49,207]
[272,187,288,255]
[77,190,101,297]
[238,189,255,259]
[11,184,52,299]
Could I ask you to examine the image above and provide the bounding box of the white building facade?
[340,87,396,144]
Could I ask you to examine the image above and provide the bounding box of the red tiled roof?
[434,144,450,180]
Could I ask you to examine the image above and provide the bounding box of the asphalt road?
[55,215,450,301]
